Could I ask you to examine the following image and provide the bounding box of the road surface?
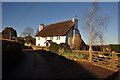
[4,49,119,79]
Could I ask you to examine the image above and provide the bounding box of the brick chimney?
[72,17,78,29]
[39,24,44,31]
[72,17,79,36]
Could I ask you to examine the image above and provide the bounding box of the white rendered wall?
[52,36,66,44]
[36,36,66,46]
[66,28,73,47]
[36,37,46,46]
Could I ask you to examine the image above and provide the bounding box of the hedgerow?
[49,42,88,60]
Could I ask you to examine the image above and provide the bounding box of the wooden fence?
[72,50,120,70]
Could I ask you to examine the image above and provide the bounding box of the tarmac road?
[5,49,119,79]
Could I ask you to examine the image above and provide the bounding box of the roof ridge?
[45,19,73,27]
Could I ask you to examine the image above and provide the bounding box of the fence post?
[89,50,92,62]
[111,51,115,69]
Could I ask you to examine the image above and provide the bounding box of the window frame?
[45,37,47,40]
[38,37,40,40]
[50,37,53,40]
[56,36,60,40]
[38,44,40,46]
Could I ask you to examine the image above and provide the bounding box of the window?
[45,37,47,40]
[56,36,60,40]
[50,37,53,40]
[38,37,40,40]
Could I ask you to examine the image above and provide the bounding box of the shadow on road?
[2,49,119,80]
[34,50,119,80]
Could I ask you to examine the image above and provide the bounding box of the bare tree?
[36,28,39,34]
[22,27,34,36]
[81,2,109,62]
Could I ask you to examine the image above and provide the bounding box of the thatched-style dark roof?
[35,20,74,37]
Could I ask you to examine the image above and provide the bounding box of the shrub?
[109,44,120,52]
[59,43,72,53]
[25,40,33,44]
[49,42,60,53]
[80,54,89,60]
[58,48,66,55]
[49,42,88,61]
[49,43,72,55]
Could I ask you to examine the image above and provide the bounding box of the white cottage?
[35,18,80,48]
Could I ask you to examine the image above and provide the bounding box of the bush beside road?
[2,40,24,77]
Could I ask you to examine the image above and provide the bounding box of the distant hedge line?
[109,44,120,52]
